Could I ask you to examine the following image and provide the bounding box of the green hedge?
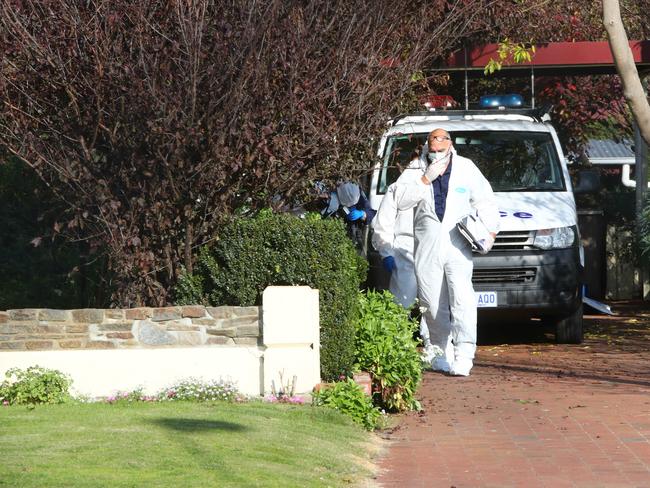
[175,210,367,381]
[641,195,650,259]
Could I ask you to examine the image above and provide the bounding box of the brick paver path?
[376,302,650,488]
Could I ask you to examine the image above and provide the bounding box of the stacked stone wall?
[0,305,261,351]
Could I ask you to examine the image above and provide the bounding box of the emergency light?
[420,94,457,110]
[479,94,524,109]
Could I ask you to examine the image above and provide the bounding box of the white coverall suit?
[372,183,418,307]
[371,157,425,308]
[392,147,499,371]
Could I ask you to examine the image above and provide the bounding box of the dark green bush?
[312,378,382,431]
[175,210,367,381]
[355,290,422,412]
[0,366,72,406]
[641,195,650,258]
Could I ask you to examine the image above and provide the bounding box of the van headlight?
[533,226,575,250]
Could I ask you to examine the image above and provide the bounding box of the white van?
[367,102,595,343]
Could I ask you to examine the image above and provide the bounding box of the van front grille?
[472,267,537,285]
[490,230,535,251]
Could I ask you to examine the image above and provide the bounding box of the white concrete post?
[262,286,320,395]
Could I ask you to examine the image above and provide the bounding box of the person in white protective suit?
[371,152,438,363]
[392,129,499,376]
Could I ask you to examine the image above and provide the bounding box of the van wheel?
[555,304,583,344]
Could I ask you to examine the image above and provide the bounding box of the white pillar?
[262,286,320,395]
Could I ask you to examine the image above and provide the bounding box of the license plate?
[476,291,497,308]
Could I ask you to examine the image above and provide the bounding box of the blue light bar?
[479,94,524,109]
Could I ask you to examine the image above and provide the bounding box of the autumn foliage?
[0,0,505,305]
[1,0,648,306]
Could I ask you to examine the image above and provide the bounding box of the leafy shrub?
[312,379,381,431]
[640,195,650,258]
[0,366,72,406]
[175,210,367,381]
[355,290,422,412]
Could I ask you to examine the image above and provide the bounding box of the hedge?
[175,210,367,381]
[641,194,650,259]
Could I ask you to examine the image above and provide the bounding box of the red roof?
[444,40,650,74]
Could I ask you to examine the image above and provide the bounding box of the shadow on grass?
[150,418,248,432]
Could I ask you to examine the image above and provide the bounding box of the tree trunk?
[603,0,650,145]
[184,222,194,275]
[604,0,650,300]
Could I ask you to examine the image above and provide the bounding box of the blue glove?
[347,208,366,222]
[382,256,396,272]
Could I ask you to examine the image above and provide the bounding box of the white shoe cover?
[431,356,452,373]
[444,337,455,365]
[421,344,437,364]
[450,357,473,376]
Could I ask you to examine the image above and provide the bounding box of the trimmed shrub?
[640,195,650,258]
[0,366,72,406]
[354,290,422,412]
[175,210,367,381]
[312,379,382,431]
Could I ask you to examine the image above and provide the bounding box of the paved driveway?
[375,301,650,488]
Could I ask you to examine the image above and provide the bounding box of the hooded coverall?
[323,182,376,223]
[371,157,425,308]
[392,148,499,364]
[373,180,440,357]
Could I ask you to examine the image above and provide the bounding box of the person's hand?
[423,157,448,183]
[382,256,396,272]
[347,208,366,221]
[486,232,496,251]
[477,233,496,254]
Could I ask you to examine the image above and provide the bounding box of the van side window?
[379,134,428,194]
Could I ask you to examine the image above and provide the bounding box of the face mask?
[427,149,449,164]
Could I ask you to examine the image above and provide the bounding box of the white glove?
[477,234,495,254]
[424,152,450,182]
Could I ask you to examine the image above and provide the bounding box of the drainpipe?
[621,164,650,188]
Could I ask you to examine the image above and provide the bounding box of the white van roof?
[387,112,554,137]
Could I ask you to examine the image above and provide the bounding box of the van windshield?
[379,130,565,193]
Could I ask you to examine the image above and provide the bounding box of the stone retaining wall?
[0,287,320,396]
[0,305,261,351]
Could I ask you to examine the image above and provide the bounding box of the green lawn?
[0,401,380,487]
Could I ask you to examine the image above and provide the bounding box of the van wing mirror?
[573,169,600,194]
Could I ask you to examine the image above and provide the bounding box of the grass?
[0,401,379,487]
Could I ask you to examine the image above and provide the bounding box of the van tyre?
[555,303,583,344]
